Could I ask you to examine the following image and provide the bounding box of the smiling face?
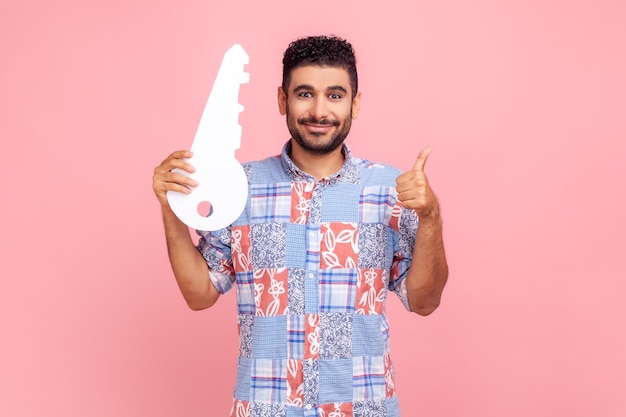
[278,65,361,156]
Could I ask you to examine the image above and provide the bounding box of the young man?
[152,35,448,417]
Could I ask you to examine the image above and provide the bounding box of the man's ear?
[277,86,287,115]
[352,91,362,119]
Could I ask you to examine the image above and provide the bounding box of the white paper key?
[167,44,249,231]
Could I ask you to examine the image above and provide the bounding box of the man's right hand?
[152,150,199,208]
[152,150,219,310]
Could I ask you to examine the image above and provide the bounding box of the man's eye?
[329,93,342,100]
[299,92,313,98]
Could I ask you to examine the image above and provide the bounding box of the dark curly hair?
[282,35,358,98]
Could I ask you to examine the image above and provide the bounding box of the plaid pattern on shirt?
[197,142,418,417]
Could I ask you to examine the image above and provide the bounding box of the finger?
[160,150,193,167]
[412,146,433,172]
[153,171,198,199]
[169,158,196,174]
[155,151,196,174]
[165,182,194,195]
[168,150,193,160]
[169,170,199,188]
[172,150,195,173]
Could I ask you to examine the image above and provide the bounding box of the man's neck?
[288,140,345,180]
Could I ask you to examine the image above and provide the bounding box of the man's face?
[278,65,361,155]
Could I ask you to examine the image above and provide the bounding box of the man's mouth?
[299,118,339,134]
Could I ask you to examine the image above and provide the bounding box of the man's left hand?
[396,146,440,220]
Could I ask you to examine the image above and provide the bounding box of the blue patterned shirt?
[197,142,418,417]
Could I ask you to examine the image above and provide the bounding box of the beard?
[286,110,352,155]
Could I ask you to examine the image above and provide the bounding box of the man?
[152,35,448,417]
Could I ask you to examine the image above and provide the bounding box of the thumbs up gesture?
[396,146,440,220]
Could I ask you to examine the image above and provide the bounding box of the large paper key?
[167,44,249,231]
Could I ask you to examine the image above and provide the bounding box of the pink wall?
[2,1,625,416]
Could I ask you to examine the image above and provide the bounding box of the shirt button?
[309,231,315,237]
[308,273,314,279]
[305,404,312,409]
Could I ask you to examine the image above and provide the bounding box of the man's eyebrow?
[293,84,314,93]
[327,85,348,94]
[292,85,349,94]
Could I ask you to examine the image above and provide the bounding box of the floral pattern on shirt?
[303,358,319,408]
[238,314,253,358]
[357,224,387,269]
[320,222,359,269]
[250,223,287,268]
[384,352,396,398]
[353,400,387,417]
[254,268,288,316]
[286,359,304,406]
[319,402,352,417]
[356,268,386,315]
[249,403,287,417]
[291,182,312,224]
[232,225,252,273]
[288,268,305,315]
[320,313,353,359]
[230,399,250,417]
[397,208,418,255]
[305,314,320,359]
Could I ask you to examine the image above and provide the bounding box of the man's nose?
[311,96,329,120]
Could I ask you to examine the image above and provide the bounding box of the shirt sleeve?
[389,205,419,311]
[196,227,237,294]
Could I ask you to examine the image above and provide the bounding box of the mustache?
[298,117,340,127]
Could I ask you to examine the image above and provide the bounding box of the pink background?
[2,1,625,416]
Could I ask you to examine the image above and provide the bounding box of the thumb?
[412,146,433,171]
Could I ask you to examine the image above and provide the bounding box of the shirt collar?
[280,140,358,184]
